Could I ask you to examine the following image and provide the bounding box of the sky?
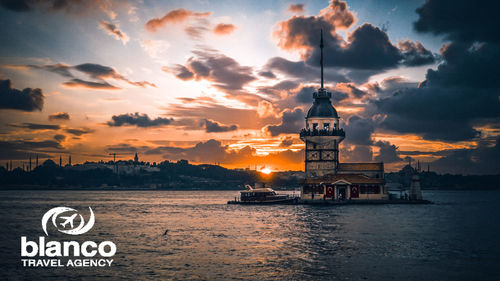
[0,0,499,175]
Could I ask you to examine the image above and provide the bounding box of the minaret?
[36,154,39,168]
[59,155,62,167]
[134,152,139,166]
[300,30,345,178]
[68,155,72,166]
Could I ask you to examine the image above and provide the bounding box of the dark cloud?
[258,70,276,79]
[374,42,499,141]
[203,119,238,133]
[414,0,500,43]
[430,137,500,175]
[341,145,373,162]
[288,4,304,13]
[0,139,63,160]
[73,63,156,87]
[373,141,403,163]
[106,143,138,153]
[107,113,174,128]
[293,85,348,105]
[48,112,70,121]
[62,78,120,90]
[9,123,60,130]
[0,0,116,15]
[213,23,236,35]
[398,40,437,66]
[167,49,256,91]
[275,1,436,72]
[264,57,347,83]
[279,136,294,148]
[370,1,500,143]
[0,79,44,111]
[343,115,374,146]
[145,8,211,32]
[64,127,94,136]
[265,108,304,136]
[15,63,156,90]
[99,21,129,44]
[54,134,66,142]
[166,103,279,130]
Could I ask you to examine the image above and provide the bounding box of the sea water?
[0,190,498,280]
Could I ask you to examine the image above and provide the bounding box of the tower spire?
[320,29,324,89]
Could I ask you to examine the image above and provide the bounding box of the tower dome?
[306,90,338,118]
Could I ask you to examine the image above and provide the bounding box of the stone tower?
[300,30,345,178]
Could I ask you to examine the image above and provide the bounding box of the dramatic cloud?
[106,143,139,153]
[54,134,66,142]
[9,123,60,130]
[398,40,437,66]
[48,112,70,121]
[213,23,235,35]
[373,141,403,163]
[373,0,500,142]
[12,63,156,90]
[0,0,117,18]
[62,78,120,90]
[343,115,374,146]
[414,0,500,43]
[64,127,94,136]
[0,139,63,160]
[431,137,500,175]
[288,4,304,13]
[0,79,44,111]
[274,0,435,71]
[203,119,238,133]
[166,49,256,91]
[265,108,304,136]
[264,57,347,83]
[279,136,294,147]
[107,113,174,128]
[145,9,211,32]
[99,20,129,44]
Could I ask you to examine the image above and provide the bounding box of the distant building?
[299,31,387,201]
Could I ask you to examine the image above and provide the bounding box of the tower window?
[323,123,330,130]
[312,123,318,130]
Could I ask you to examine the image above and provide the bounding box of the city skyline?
[1,0,499,175]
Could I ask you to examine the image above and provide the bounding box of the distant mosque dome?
[306,90,338,118]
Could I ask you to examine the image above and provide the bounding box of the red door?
[326,185,334,198]
[350,185,359,198]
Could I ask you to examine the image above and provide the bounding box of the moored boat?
[227,185,299,204]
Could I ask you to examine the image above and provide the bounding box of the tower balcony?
[300,128,345,137]
[300,128,345,144]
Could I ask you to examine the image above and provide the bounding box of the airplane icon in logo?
[59,213,78,228]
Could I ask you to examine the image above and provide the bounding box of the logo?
[21,206,116,268]
[41,207,95,236]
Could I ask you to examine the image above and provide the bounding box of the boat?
[227,184,299,204]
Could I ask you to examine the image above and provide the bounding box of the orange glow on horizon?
[260,167,272,174]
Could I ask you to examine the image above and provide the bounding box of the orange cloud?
[99,20,129,44]
[213,23,236,35]
[145,9,211,32]
[288,4,305,13]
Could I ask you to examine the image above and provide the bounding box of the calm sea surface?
[0,190,499,280]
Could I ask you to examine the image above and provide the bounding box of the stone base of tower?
[300,162,388,201]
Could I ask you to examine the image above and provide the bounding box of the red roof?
[304,173,385,184]
[338,162,384,171]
